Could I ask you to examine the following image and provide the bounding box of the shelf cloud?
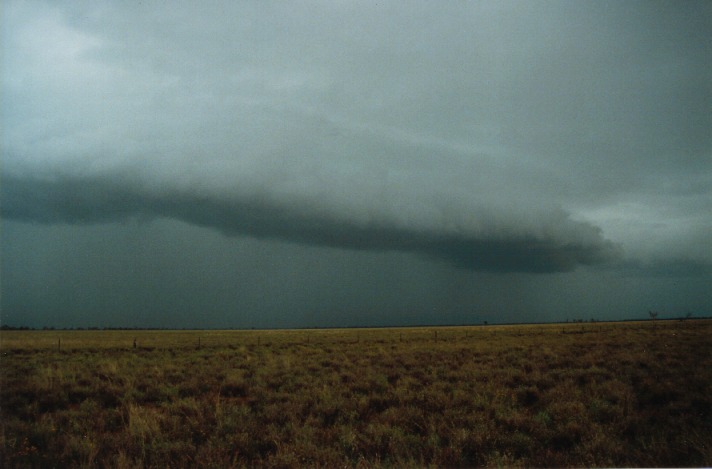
[2,1,710,327]
[2,168,621,273]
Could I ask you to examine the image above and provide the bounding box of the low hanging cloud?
[1,164,621,273]
[2,0,708,279]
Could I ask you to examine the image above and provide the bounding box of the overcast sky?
[2,1,710,328]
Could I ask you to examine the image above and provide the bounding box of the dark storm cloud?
[1,170,620,273]
[2,1,711,327]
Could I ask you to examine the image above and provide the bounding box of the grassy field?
[1,320,710,467]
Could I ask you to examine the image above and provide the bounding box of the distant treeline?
[2,315,709,332]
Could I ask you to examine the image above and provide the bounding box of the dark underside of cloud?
[1,173,621,273]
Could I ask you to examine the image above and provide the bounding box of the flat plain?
[1,320,711,467]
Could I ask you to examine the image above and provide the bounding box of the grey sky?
[2,1,710,328]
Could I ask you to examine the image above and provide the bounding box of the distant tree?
[648,311,659,320]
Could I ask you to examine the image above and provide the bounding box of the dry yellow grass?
[2,320,711,467]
